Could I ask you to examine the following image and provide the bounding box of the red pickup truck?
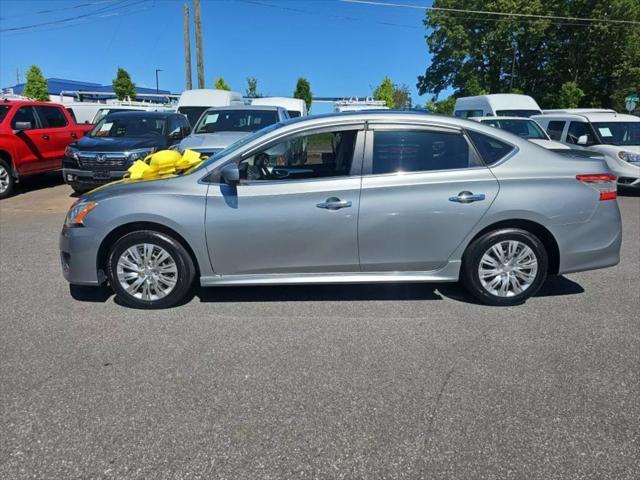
[0,99,93,198]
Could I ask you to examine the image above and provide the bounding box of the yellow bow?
[126,149,204,180]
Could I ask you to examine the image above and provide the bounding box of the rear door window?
[37,106,68,128]
[371,130,481,174]
[466,130,515,165]
[546,121,565,140]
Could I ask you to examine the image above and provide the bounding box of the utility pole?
[16,68,20,84]
[183,4,192,90]
[155,69,162,94]
[194,0,205,89]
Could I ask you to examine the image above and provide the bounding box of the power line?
[0,0,148,33]
[341,0,640,26]
[0,0,119,20]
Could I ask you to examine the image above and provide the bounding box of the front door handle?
[316,197,353,210]
[449,191,486,204]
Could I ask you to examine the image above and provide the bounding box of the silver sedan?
[60,112,622,308]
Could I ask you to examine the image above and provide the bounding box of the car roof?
[534,111,639,122]
[202,105,282,112]
[472,116,539,122]
[103,110,178,119]
[1,99,63,107]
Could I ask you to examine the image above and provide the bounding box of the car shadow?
[11,172,66,197]
[69,276,584,307]
[618,187,639,197]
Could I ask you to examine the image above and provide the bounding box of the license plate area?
[92,171,111,180]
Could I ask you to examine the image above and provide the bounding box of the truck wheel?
[0,159,15,199]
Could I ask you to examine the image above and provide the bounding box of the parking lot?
[0,176,638,479]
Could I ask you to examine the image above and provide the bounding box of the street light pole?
[155,69,162,94]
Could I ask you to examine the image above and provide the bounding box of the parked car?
[0,99,93,198]
[454,94,542,118]
[178,105,288,157]
[533,110,640,188]
[470,116,569,150]
[62,111,191,192]
[176,89,244,128]
[251,97,307,117]
[60,112,621,309]
[91,104,174,125]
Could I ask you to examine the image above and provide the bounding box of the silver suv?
[61,112,621,309]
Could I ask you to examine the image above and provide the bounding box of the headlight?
[65,146,79,160]
[618,151,640,164]
[128,148,156,162]
[64,201,97,227]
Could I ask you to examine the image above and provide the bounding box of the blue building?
[3,77,173,102]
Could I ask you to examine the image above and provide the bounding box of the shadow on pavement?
[196,283,443,303]
[11,172,67,197]
[618,187,639,197]
[69,284,114,302]
[535,275,584,297]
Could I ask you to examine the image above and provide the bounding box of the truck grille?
[78,152,128,169]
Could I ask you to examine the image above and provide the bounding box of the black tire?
[0,159,15,199]
[461,228,548,306]
[107,230,195,309]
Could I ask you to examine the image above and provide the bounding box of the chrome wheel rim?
[116,243,178,301]
[478,240,538,297]
[0,165,9,194]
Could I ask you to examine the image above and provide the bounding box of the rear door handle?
[71,132,78,139]
[41,134,50,140]
[449,191,486,204]
[316,197,353,210]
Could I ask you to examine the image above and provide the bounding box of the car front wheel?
[462,228,548,306]
[107,230,195,309]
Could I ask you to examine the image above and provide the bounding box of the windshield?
[592,122,640,146]
[195,122,284,171]
[92,108,137,124]
[194,109,278,134]
[88,115,166,138]
[178,106,208,128]
[0,105,10,123]
[495,109,541,118]
[481,119,548,139]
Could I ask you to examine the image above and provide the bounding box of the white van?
[533,109,640,188]
[177,89,244,127]
[251,97,307,118]
[454,94,542,118]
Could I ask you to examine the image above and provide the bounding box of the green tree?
[112,67,136,101]
[246,77,261,98]
[417,0,640,109]
[214,77,230,91]
[23,65,49,101]
[392,84,412,109]
[293,77,313,112]
[425,96,455,115]
[374,76,395,108]
[557,81,585,108]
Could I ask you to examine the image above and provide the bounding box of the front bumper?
[59,226,104,285]
[62,168,127,188]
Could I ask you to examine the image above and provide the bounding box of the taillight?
[576,174,617,201]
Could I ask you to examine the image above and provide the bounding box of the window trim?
[36,105,69,129]
[361,125,486,177]
[202,124,366,185]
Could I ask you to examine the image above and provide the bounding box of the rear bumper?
[554,199,622,274]
[59,226,104,285]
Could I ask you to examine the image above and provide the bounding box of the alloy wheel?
[116,243,178,301]
[0,165,10,194]
[478,240,538,297]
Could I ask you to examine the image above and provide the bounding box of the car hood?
[179,131,249,151]
[73,136,167,152]
[529,139,569,149]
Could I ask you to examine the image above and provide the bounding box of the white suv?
[533,109,640,188]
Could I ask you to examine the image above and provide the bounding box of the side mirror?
[13,121,32,132]
[220,163,239,185]
[577,134,589,145]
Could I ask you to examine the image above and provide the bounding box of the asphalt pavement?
[1,175,638,479]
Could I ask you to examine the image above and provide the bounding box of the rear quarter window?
[467,130,515,165]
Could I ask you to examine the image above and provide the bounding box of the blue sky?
[0,0,435,113]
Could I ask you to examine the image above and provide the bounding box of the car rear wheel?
[462,228,548,306]
[0,159,15,199]
[107,230,195,309]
